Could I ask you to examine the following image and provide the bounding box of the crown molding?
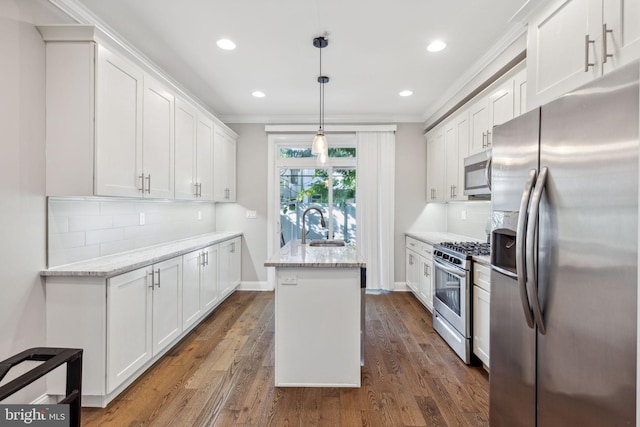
[264,124,397,133]
[46,0,237,136]
[421,22,528,124]
[221,113,424,124]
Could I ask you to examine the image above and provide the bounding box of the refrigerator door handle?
[516,169,537,329]
[526,166,548,334]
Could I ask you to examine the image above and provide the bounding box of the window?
[275,137,356,246]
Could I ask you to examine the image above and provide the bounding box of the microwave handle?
[485,156,492,191]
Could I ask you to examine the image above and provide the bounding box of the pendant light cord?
[319,43,323,132]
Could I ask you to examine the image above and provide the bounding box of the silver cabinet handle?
[486,130,492,146]
[139,174,145,193]
[516,169,537,329]
[526,167,548,335]
[602,23,613,64]
[148,270,155,288]
[585,34,595,72]
[156,268,161,288]
[205,250,209,266]
[482,131,487,148]
[452,185,456,198]
[231,242,236,253]
[145,174,151,194]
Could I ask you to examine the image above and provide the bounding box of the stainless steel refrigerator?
[489,62,638,426]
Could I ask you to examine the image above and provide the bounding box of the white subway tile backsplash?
[85,228,125,245]
[100,201,136,216]
[100,239,135,257]
[69,215,113,232]
[48,197,217,267]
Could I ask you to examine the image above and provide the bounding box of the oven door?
[433,258,470,337]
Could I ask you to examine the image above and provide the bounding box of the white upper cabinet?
[425,126,445,202]
[513,67,528,116]
[196,116,215,201]
[142,76,175,199]
[527,0,640,108]
[40,26,237,201]
[174,99,198,200]
[94,45,144,197]
[469,78,515,155]
[175,100,214,201]
[214,127,237,202]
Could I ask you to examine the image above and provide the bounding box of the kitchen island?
[264,240,366,387]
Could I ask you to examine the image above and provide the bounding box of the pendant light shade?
[312,36,329,163]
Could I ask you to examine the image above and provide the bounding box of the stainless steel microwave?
[463,149,491,197]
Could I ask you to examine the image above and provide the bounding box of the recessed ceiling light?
[399,90,413,97]
[427,40,447,53]
[252,91,265,98]
[216,39,236,50]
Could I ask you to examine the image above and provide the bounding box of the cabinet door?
[229,237,242,287]
[527,0,602,108]
[602,0,640,74]
[202,244,220,310]
[107,266,152,393]
[419,255,433,312]
[174,99,198,200]
[214,129,237,202]
[425,128,445,202]
[468,97,489,155]
[182,250,202,329]
[219,239,240,298]
[405,249,419,293]
[196,116,215,201]
[143,76,175,199]
[444,120,458,202]
[487,79,515,146]
[513,67,528,117]
[152,257,182,355]
[454,111,469,201]
[473,285,490,366]
[95,45,144,197]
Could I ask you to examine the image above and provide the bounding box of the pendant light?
[311,36,329,164]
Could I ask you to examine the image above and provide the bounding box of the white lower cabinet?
[107,256,182,393]
[182,245,219,330]
[45,236,241,407]
[406,236,434,312]
[219,237,241,298]
[472,263,491,367]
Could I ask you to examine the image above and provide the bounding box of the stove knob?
[452,258,460,265]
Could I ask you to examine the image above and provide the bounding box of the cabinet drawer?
[473,263,491,293]
[420,242,433,259]
[406,236,421,251]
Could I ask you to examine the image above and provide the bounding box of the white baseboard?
[394,282,410,291]
[31,393,54,404]
[237,281,272,291]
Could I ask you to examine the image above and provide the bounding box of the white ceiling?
[65,0,528,123]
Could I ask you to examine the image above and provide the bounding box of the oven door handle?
[433,258,466,279]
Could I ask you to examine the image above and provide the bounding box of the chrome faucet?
[301,207,326,244]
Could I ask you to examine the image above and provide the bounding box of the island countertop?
[264,240,366,268]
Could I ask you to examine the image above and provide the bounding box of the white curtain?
[356,131,395,290]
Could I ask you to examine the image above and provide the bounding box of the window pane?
[331,168,356,243]
[328,147,356,158]
[279,146,356,158]
[280,168,329,245]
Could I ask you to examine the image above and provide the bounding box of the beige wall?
[0,0,73,402]
[216,124,269,286]
[219,123,455,287]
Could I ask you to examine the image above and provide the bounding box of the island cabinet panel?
[275,268,361,387]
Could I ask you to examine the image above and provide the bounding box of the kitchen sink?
[308,240,346,247]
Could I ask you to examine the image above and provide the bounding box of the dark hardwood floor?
[82,291,489,426]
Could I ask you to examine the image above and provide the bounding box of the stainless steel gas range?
[432,241,490,364]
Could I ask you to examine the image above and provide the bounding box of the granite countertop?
[264,240,366,268]
[406,231,491,266]
[41,231,242,278]
[405,231,485,246]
